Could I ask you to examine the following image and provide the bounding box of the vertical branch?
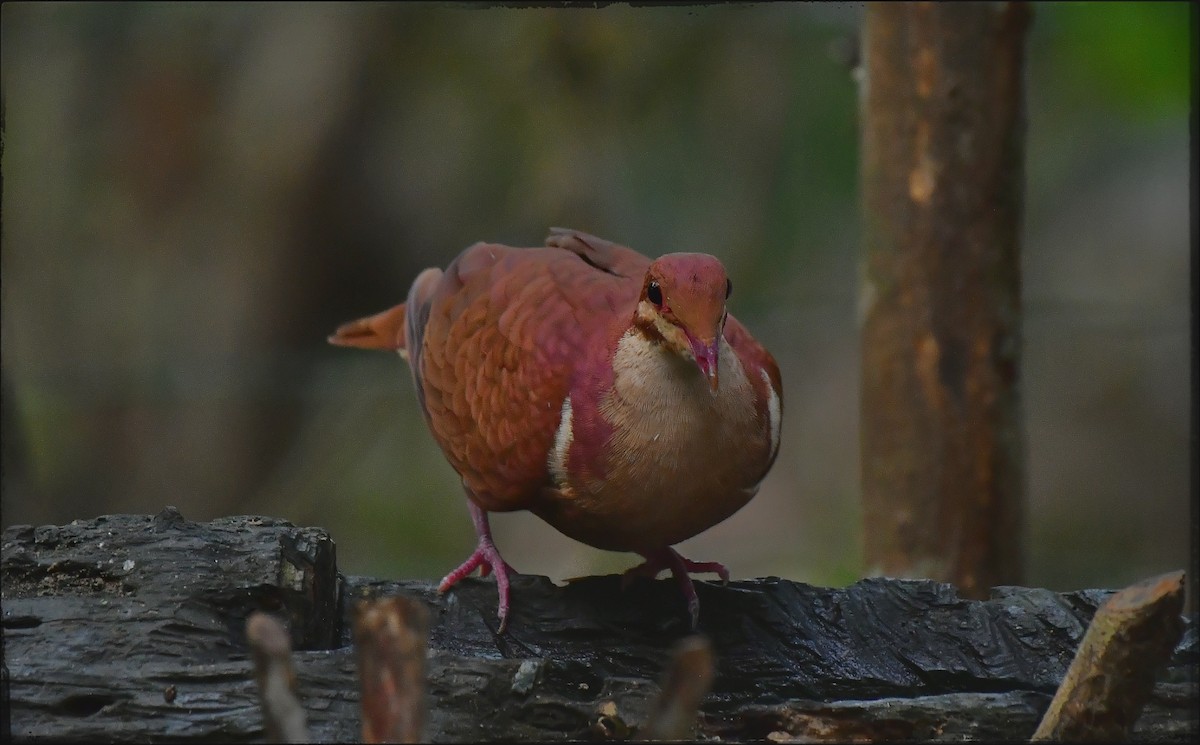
[246,612,311,743]
[859,2,1031,597]
[353,595,430,744]
[638,635,715,741]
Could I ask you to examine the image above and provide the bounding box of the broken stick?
[1032,570,1186,741]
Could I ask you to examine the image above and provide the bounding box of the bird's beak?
[689,335,720,392]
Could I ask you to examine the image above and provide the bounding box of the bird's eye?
[647,281,663,306]
[725,278,733,299]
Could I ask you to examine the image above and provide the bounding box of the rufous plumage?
[330,228,782,631]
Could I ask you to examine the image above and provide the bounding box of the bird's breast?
[541,330,774,551]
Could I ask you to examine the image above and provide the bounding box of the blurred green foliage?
[1039,2,1190,120]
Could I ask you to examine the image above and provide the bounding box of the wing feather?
[417,241,641,511]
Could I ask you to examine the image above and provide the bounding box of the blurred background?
[1,2,1191,593]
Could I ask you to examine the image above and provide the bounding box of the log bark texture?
[2,511,1195,742]
[859,1,1029,596]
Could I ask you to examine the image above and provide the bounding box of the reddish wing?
[544,228,652,278]
[414,241,642,512]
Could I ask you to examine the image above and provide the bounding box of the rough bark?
[1033,571,1187,741]
[353,596,429,743]
[2,511,1195,742]
[859,2,1030,596]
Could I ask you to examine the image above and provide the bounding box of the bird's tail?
[328,302,410,355]
[327,268,443,364]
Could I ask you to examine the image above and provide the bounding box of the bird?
[329,228,782,632]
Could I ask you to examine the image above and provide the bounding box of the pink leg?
[437,501,515,632]
[621,547,730,628]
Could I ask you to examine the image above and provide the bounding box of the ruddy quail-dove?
[329,228,782,631]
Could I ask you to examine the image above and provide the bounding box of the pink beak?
[689,336,720,392]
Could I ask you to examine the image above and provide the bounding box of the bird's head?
[633,253,732,392]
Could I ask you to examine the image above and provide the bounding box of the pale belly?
[537,333,771,552]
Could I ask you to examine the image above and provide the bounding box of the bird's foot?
[438,540,514,632]
[620,547,730,629]
[620,549,730,589]
[438,502,515,633]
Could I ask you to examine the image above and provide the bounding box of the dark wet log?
[2,512,1195,742]
[2,509,343,741]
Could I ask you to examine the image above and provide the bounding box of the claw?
[620,548,730,628]
[680,559,730,585]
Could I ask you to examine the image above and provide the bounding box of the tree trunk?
[3,511,1194,742]
[859,1,1030,597]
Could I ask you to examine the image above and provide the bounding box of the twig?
[1031,570,1186,741]
[246,611,311,743]
[353,595,430,744]
[638,635,715,741]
